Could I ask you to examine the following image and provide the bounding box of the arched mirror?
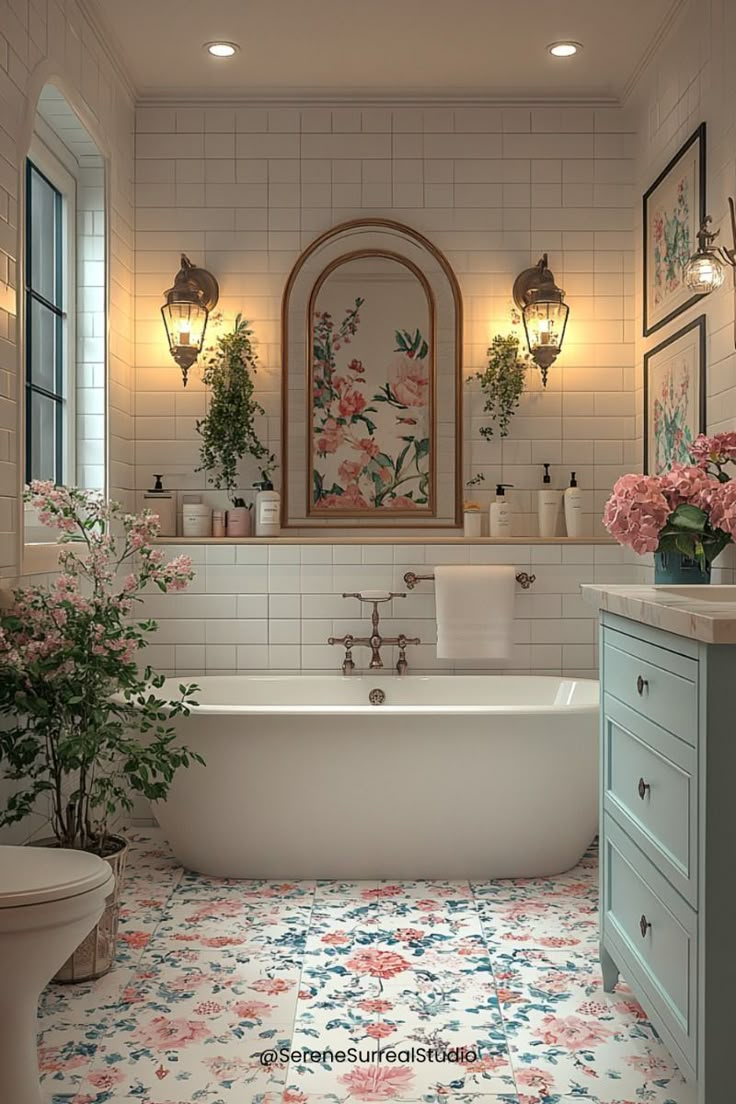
[282,220,462,530]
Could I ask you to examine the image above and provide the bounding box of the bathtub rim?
[159,672,600,716]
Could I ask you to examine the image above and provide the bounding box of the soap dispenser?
[537,464,562,538]
[143,474,176,537]
[254,477,281,537]
[489,484,514,537]
[564,471,583,537]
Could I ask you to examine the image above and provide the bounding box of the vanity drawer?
[602,815,697,1071]
[602,627,698,745]
[602,696,697,906]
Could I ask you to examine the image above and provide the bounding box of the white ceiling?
[87,0,680,102]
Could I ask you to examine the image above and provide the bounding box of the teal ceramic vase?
[654,551,711,585]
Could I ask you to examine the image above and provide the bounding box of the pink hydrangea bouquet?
[603,432,736,570]
[0,483,202,853]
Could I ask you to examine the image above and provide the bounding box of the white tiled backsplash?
[139,541,647,679]
[134,103,638,537]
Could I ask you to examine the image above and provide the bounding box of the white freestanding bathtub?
[155,674,599,880]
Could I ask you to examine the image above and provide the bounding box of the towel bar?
[404,570,536,590]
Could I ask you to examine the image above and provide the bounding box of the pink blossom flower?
[706,479,736,537]
[346,948,411,978]
[338,387,367,419]
[322,483,369,509]
[250,977,294,994]
[338,459,364,484]
[338,1065,415,1101]
[603,473,671,554]
[321,931,350,945]
[358,998,394,1013]
[365,1021,396,1039]
[388,355,429,407]
[356,437,380,462]
[136,1016,212,1049]
[689,431,736,468]
[659,463,719,510]
[231,999,275,1020]
[538,1013,614,1049]
[316,417,345,455]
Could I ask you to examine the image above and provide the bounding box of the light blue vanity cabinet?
[598,608,736,1101]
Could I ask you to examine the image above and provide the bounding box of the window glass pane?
[29,391,58,482]
[29,298,59,394]
[29,166,59,306]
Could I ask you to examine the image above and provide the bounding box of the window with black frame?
[26,160,65,484]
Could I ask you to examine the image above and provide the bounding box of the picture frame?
[643,122,706,337]
[643,314,706,475]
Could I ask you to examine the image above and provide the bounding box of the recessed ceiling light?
[547,41,582,57]
[205,41,239,58]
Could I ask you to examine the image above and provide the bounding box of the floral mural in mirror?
[282,219,462,530]
[309,254,434,517]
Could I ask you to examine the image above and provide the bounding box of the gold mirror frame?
[281,219,463,530]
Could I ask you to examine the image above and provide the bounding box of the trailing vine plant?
[196,314,276,504]
[473,333,529,439]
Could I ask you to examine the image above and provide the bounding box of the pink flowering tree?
[603,433,736,569]
[0,482,202,853]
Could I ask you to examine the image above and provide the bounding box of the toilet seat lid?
[0,845,113,908]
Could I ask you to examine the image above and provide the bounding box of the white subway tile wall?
[633,0,736,455]
[134,104,638,536]
[137,540,644,679]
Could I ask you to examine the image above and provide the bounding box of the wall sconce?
[684,201,736,295]
[512,254,569,387]
[161,254,219,386]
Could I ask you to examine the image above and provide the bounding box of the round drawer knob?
[636,675,649,695]
[640,914,652,938]
[638,777,651,800]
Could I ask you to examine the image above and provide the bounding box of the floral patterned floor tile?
[285,1008,515,1099]
[176,876,316,899]
[38,1018,110,1099]
[120,950,302,1022]
[153,898,313,955]
[492,948,694,1104]
[475,896,599,954]
[38,962,137,1026]
[257,1093,519,1104]
[72,1019,293,1103]
[35,834,688,1104]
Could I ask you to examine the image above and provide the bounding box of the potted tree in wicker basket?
[0,483,201,981]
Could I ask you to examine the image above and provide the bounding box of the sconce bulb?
[684,250,726,293]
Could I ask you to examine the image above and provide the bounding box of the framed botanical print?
[643,315,706,475]
[643,122,706,337]
[281,219,463,529]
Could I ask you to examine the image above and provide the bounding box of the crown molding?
[621,0,690,105]
[77,0,139,105]
[136,92,621,109]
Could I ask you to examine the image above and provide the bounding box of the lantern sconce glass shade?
[683,217,729,294]
[512,254,569,387]
[684,250,726,293]
[160,254,219,386]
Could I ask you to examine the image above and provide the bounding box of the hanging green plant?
[472,333,530,439]
[196,314,276,504]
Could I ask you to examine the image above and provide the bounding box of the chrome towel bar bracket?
[403,570,536,590]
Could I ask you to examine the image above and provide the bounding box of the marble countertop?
[581,584,736,644]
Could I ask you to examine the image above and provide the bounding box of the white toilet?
[0,845,114,1104]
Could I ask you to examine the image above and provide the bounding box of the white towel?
[435,564,515,660]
